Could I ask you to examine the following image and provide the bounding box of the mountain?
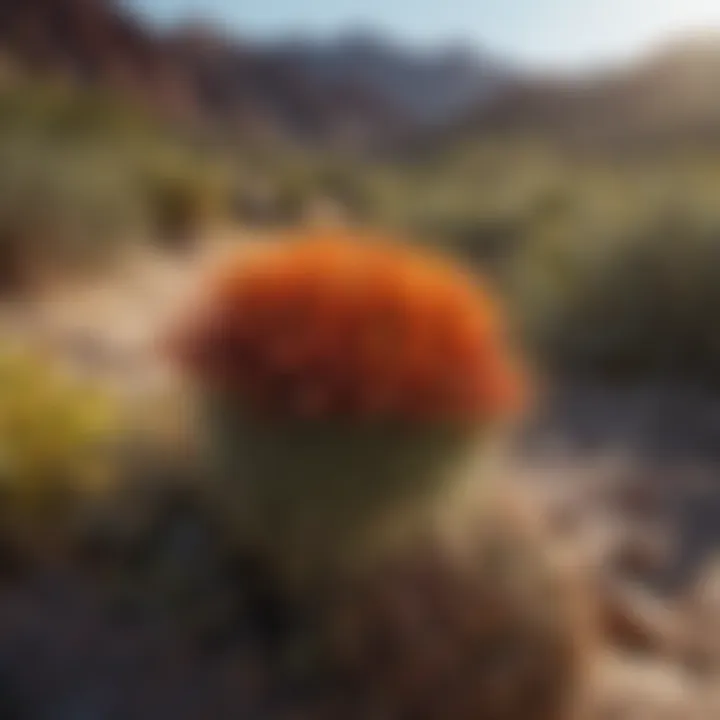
[163,25,514,143]
[0,0,514,148]
[450,33,720,150]
[16,0,720,154]
[266,30,514,126]
[0,0,200,120]
[0,0,407,146]
[164,25,411,147]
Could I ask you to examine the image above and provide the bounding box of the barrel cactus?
[305,491,593,720]
[171,230,524,581]
[169,228,593,720]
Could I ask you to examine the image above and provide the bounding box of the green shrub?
[515,204,720,383]
[0,80,233,289]
[140,153,231,246]
[0,141,147,291]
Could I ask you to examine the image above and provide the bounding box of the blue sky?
[127,0,720,70]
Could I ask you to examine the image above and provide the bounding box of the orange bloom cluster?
[172,231,526,423]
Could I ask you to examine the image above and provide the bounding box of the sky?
[127,0,720,70]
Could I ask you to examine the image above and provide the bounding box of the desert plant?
[174,231,587,720]
[0,139,147,292]
[0,79,236,292]
[0,348,121,560]
[140,153,230,247]
[515,203,720,384]
[302,490,594,720]
[171,229,524,583]
[170,231,593,720]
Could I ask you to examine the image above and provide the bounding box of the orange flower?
[171,229,527,423]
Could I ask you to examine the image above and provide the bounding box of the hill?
[0,0,514,148]
[265,30,513,127]
[447,33,720,151]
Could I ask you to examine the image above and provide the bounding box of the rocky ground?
[0,240,718,719]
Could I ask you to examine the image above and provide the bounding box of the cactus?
[171,229,525,583]
[204,408,488,583]
[170,229,593,719]
[298,490,594,720]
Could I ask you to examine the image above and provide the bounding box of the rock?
[613,480,667,522]
[612,523,677,580]
[598,579,689,658]
[679,557,720,673]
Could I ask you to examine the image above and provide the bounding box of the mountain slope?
[450,34,720,150]
[267,31,513,126]
[0,0,411,147]
[164,26,410,147]
[0,0,199,120]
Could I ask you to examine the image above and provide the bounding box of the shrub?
[0,80,232,291]
[0,348,121,559]
[140,153,231,247]
[0,139,146,292]
[515,205,720,384]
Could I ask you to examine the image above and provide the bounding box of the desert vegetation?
[0,80,233,293]
[7,74,720,395]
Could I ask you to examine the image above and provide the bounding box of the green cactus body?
[204,395,491,587]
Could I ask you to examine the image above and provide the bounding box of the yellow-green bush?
[0,348,121,556]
